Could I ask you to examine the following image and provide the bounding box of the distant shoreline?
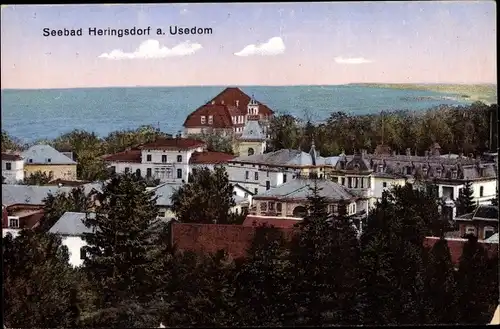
[349,83,497,105]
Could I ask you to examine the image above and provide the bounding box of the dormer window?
[47,158,51,163]
[208,115,213,125]
[451,169,457,179]
[436,169,442,177]
[378,164,383,172]
[201,116,206,124]
[9,218,19,228]
[28,159,33,163]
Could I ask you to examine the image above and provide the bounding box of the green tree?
[358,185,434,325]
[456,235,494,324]
[456,181,476,216]
[1,130,25,152]
[38,186,93,232]
[171,166,237,224]
[81,172,161,326]
[233,225,292,326]
[23,170,53,185]
[268,114,301,151]
[424,237,460,324]
[3,230,80,328]
[187,132,234,154]
[287,179,361,325]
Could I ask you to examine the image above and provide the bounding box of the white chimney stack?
[236,100,239,107]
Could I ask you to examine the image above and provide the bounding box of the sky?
[0,2,497,89]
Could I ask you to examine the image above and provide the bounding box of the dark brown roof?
[183,87,274,128]
[102,149,141,163]
[189,151,235,164]
[1,153,23,161]
[138,138,206,150]
[242,215,301,228]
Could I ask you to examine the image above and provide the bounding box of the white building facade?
[103,138,207,183]
[1,153,24,184]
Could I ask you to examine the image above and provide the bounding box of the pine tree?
[233,225,292,326]
[359,184,432,325]
[171,166,237,224]
[456,181,476,216]
[81,172,162,326]
[3,230,80,328]
[456,235,492,324]
[424,237,460,324]
[287,178,361,326]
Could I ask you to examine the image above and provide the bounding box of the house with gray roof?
[150,182,182,220]
[250,178,357,219]
[22,144,78,181]
[454,205,498,240]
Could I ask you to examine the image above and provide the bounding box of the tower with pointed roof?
[247,94,260,117]
[237,116,266,156]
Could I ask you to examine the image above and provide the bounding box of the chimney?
[406,148,411,156]
[235,100,239,107]
[211,101,215,105]
[221,100,224,105]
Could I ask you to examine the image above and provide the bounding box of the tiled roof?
[239,120,266,141]
[189,151,235,164]
[22,144,77,165]
[1,153,23,161]
[49,211,95,236]
[183,87,274,128]
[150,183,182,206]
[102,149,141,163]
[2,183,102,207]
[138,138,206,151]
[231,148,339,167]
[254,178,355,202]
[183,104,242,129]
[242,215,301,228]
[473,205,498,220]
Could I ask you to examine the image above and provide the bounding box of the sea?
[1,85,471,144]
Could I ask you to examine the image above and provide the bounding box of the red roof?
[138,138,206,151]
[102,149,141,163]
[189,151,235,164]
[183,87,274,128]
[424,237,498,265]
[242,215,301,228]
[1,153,23,161]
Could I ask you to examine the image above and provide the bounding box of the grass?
[350,83,497,105]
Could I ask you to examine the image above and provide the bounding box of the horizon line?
[2,82,497,91]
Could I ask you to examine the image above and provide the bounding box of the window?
[9,218,19,228]
[146,154,152,162]
[484,226,495,239]
[260,202,267,212]
[125,167,130,174]
[276,203,282,212]
[465,226,477,236]
[406,167,412,175]
[177,169,182,179]
[479,186,484,197]
[5,162,11,170]
[254,188,258,194]
[254,172,259,180]
[436,169,442,177]
[266,171,269,177]
[162,155,167,163]
[283,174,287,183]
[158,211,166,218]
[244,192,248,198]
[208,115,213,125]
[47,158,51,163]
[201,116,206,124]
[383,182,387,188]
[80,248,86,260]
[177,155,182,163]
[248,148,255,156]
[266,181,270,190]
[29,159,33,163]
[268,202,275,211]
[110,166,116,173]
[341,177,345,185]
[348,177,352,188]
[245,171,249,179]
[135,169,141,177]
[146,168,152,177]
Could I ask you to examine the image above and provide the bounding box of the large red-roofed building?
[183,87,274,136]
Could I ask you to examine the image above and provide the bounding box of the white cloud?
[334,56,373,64]
[98,39,202,60]
[234,37,285,57]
